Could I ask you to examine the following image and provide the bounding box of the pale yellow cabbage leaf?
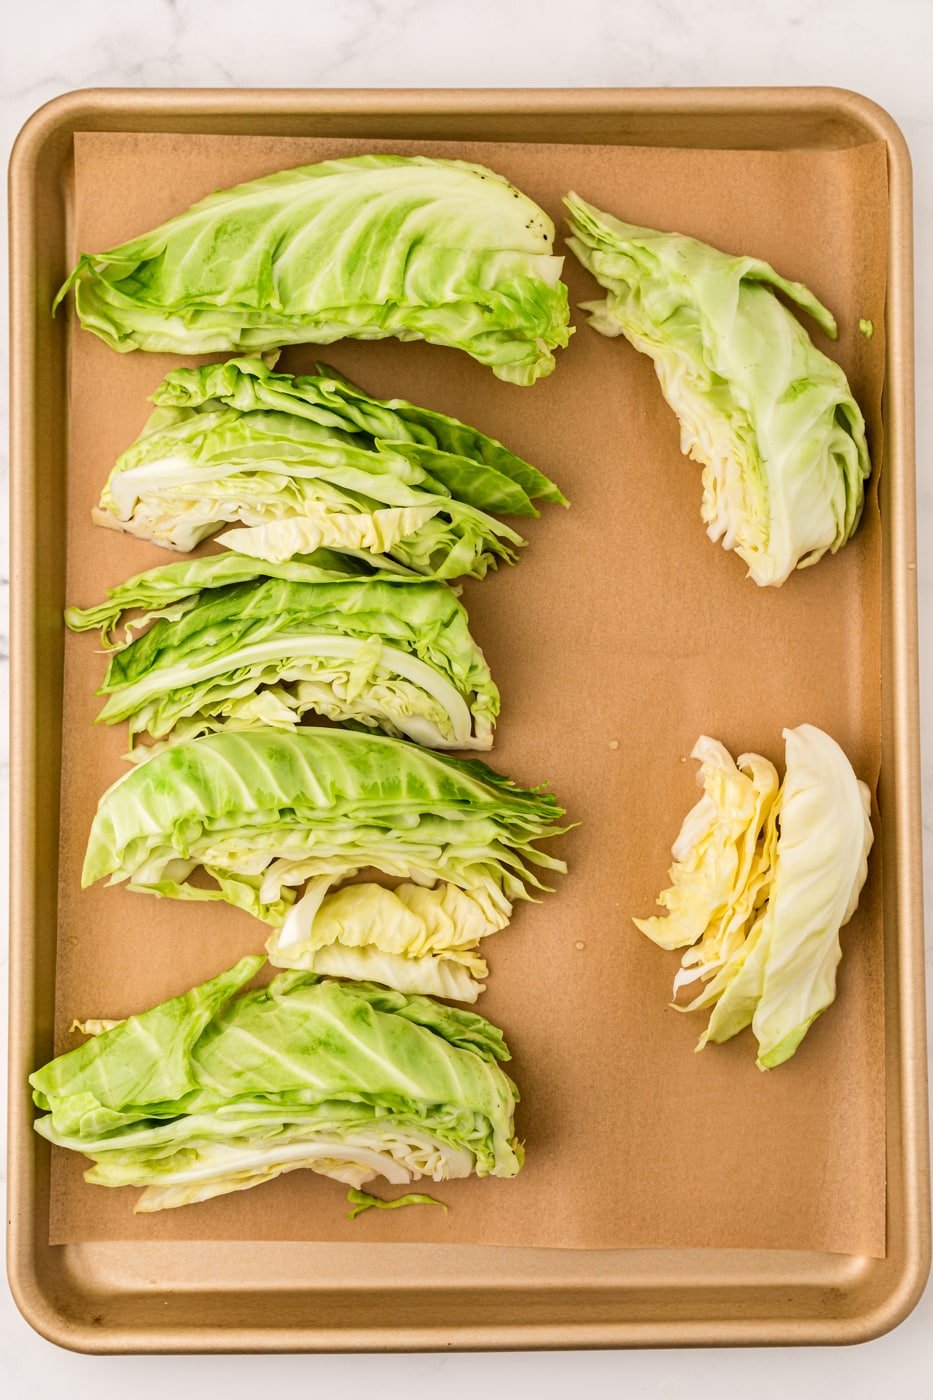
[266,879,512,1003]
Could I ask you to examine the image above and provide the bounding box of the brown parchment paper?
[49,131,888,1255]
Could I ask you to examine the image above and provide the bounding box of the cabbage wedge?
[82,728,568,930]
[565,195,871,586]
[635,725,872,1068]
[92,358,564,578]
[66,552,500,756]
[55,154,571,384]
[30,957,523,1213]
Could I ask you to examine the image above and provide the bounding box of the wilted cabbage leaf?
[55,154,571,384]
[30,958,522,1213]
[91,358,564,579]
[67,552,500,756]
[565,195,871,586]
[635,725,872,1068]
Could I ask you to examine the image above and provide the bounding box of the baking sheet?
[49,130,887,1256]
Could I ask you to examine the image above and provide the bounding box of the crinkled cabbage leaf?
[30,957,522,1213]
[55,154,571,384]
[635,724,872,1068]
[67,552,500,755]
[92,358,564,579]
[565,195,871,586]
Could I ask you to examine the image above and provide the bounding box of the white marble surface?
[1,0,931,1389]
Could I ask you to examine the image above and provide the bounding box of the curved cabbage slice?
[30,958,523,1213]
[82,728,568,925]
[635,725,872,1068]
[55,154,572,384]
[565,194,871,586]
[748,724,873,1068]
[267,879,513,1002]
[67,556,500,755]
[91,358,562,579]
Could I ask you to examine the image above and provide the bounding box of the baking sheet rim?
[6,84,929,1352]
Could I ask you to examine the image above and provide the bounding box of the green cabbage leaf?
[30,958,522,1212]
[55,154,571,384]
